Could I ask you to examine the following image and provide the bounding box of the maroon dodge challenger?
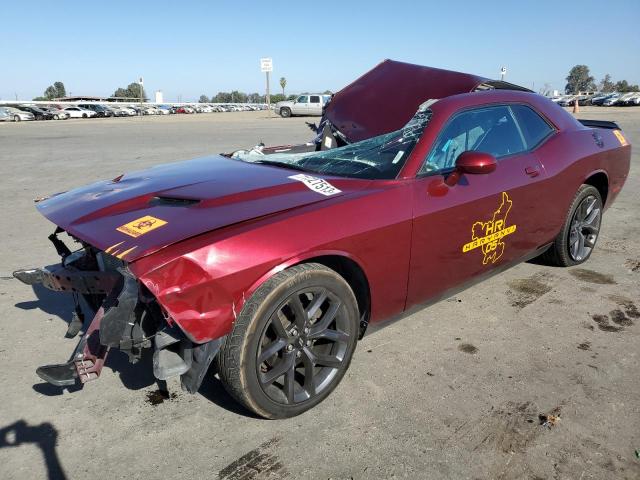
[14,60,631,418]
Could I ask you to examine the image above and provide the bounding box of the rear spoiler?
[579,119,621,130]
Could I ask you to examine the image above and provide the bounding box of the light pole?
[500,66,507,81]
[139,77,144,116]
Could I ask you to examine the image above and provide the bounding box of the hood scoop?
[150,196,201,207]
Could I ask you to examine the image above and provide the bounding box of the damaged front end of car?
[13,228,223,394]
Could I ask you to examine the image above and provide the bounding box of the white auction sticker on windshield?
[289,174,342,196]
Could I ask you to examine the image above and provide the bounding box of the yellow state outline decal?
[462,192,517,265]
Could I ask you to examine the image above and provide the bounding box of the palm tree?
[280,77,287,96]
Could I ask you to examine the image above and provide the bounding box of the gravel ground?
[0,108,638,480]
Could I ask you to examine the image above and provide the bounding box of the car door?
[292,95,309,115]
[308,95,322,115]
[406,104,554,308]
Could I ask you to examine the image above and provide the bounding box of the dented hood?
[324,59,488,142]
[37,156,364,262]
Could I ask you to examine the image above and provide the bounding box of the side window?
[421,105,525,174]
[309,95,320,103]
[510,104,554,148]
[296,95,309,103]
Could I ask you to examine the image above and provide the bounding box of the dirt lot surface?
[0,108,638,479]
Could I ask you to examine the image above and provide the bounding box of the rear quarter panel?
[535,127,631,242]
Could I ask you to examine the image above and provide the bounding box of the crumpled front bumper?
[14,264,138,386]
[13,232,224,394]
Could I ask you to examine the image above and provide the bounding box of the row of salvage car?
[552,91,640,107]
[0,103,270,122]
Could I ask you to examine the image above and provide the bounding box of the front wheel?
[541,184,602,266]
[82,113,88,118]
[280,107,291,118]
[14,115,20,122]
[217,263,359,418]
[53,115,59,120]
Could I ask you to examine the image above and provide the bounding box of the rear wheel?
[14,115,20,122]
[541,184,602,266]
[280,107,291,118]
[217,263,359,418]
[82,113,88,118]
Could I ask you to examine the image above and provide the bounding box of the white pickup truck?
[275,94,331,117]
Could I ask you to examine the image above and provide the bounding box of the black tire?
[280,107,291,118]
[14,115,20,122]
[540,184,602,266]
[217,263,359,419]
[82,113,88,118]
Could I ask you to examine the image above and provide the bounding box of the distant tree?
[212,92,232,103]
[322,90,332,95]
[287,94,297,101]
[112,82,147,100]
[598,74,615,93]
[538,83,553,96]
[230,90,247,103]
[269,93,286,103]
[279,77,287,96]
[41,81,67,100]
[199,94,210,103]
[32,96,47,101]
[614,80,640,92]
[565,65,595,94]
[53,81,66,98]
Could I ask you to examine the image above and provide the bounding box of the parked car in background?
[18,105,55,120]
[40,106,70,120]
[602,94,622,106]
[156,105,171,115]
[275,94,330,117]
[0,106,35,121]
[63,106,97,118]
[79,104,113,118]
[590,93,616,106]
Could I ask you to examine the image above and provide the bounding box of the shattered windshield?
[234,102,433,179]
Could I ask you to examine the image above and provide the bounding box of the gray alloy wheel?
[256,286,352,406]
[14,115,20,122]
[568,194,601,262]
[280,107,291,118]
[217,263,359,418]
[82,113,88,118]
[539,184,603,267]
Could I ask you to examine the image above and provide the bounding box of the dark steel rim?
[569,194,601,261]
[256,287,352,406]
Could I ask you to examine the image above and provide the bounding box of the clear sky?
[1,0,639,101]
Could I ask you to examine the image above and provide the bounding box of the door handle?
[525,166,540,177]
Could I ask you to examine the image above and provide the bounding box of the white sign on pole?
[500,67,507,75]
[260,58,273,72]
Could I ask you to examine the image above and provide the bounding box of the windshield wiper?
[251,159,312,173]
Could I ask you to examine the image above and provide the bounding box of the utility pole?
[139,77,144,116]
[266,71,270,111]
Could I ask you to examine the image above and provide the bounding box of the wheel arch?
[245,251,372,339]
[584,170,609,206]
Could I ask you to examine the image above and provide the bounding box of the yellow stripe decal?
[116,246,138,259]
[105,241,125,254]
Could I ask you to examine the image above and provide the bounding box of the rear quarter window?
[510,104,554,149]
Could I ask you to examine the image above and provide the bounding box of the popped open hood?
[324,59,488,142]
[36,156,366,262]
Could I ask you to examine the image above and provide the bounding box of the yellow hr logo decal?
[462,192,517,264]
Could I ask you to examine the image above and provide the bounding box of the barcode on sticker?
[289,174,342,196]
